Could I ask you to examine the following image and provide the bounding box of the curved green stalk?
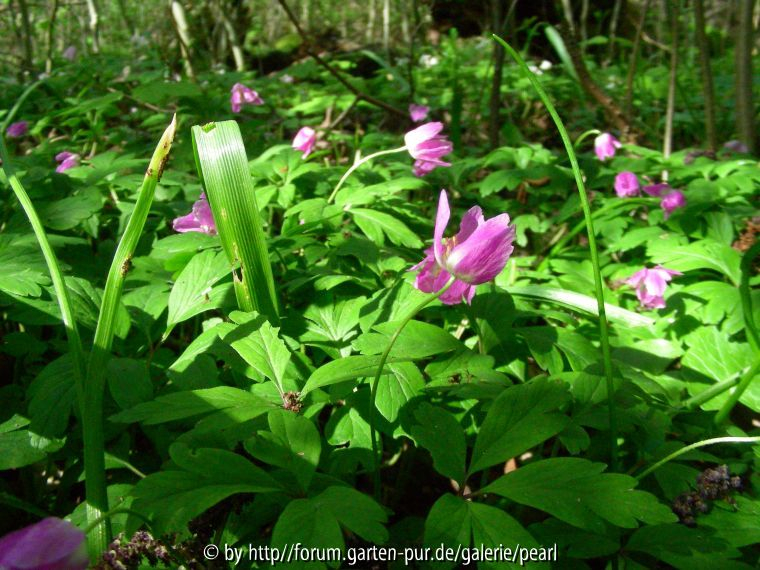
[713,356,760,426]
[493,34,618,470]
[0,80,45,133]
[327,146,408,204]
[0,134,87,397]
[368,277,456,499]
[635,436,760,481]
[573,128,601,149]
[84,116,177,559]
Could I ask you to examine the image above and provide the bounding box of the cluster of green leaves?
[1,35,758,569]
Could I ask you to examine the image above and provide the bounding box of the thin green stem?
[368,277,456,500]
[0,134,86,401]
[493,34,618,470]
[326,146,408,204]
[680,375,741,411]
[573,128,601,149]
[714,356,760,425]
[0,80,45,133]
[635,436,760,481]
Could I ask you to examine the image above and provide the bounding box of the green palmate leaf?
[424,495,541,570]
[483,458,677,533]
[350,208,423,248]
[468,380,569,475]
[648,238,742,286]
[354,320,464,359]
[165,249,233,336]
[0,430,63,470]
[375,362,425,423]
[221,312,291,393]
[110,386,273,425]
[106,358,153,410]
[38,188,102,230]
[130,443,281,536]
[625,524,742,569]
[192,121,279,323]
[301,355,411,395]
[411,404,467,485]
[509,285,655,328]
[245,409,321,492]
[271,486,388,568]
[28,354,77,438]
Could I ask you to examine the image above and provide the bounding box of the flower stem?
[573,128,601,149]
[713,356,760,425]
[493,34,619,470]
[634,436,760,481]
[326,146,408,204]
[368,277,456,500]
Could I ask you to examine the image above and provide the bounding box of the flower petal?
[433,190,450,267]
[445,213,514,284]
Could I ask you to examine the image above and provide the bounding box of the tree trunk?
[366,0,376,43]
[624,0,650,117]
[85,0,101,54]
[383,0,390,58]
[218,0,245,71]
[663,2,679,178]
[607,0,622,63]
[735,0,756,153]
[117,0,136,37]
[694,0,717,151]
[171,0,196,80]
[17,0,34,70]
[45,0,61,73]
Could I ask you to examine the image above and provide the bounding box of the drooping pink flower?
[292,126,316,158]
[0,517,88,570]
[404,122,452,177]
[63,46,77,61]
[173,193,217,235]
[723,140,749,154]
[625,265,681,310]
[614,171,640,197]
[660,189,686,219]
[643,182,671,197]
[411,190,515,305]
[6,121,28,138]
[230,83,264,113]
[55,151,80,173]
[594,133,622,161]
[409,103,429,123]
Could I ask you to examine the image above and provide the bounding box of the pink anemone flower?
[411,190,515,305]
[230,83,264,113]
[661,189,686,219]
[404,122,452,177]
[55,151,80,173]
[6,121,28,138]
[614,171,640,197]
[292,127,316,158]
[594,132,622,161]
[0,517,88,570]
[173,193,217,235]
[643,182,671,197]
[409,104,430,123]
[625,265,681,310]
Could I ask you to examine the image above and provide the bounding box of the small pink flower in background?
[173,193,217,235]
[230,83,264,113]
[409,103,429,123]
[626,265,681,310]
[292,126,316,158]
[280,74,294,84]
[0,517,88,570]
[55,151,80,173]
[643,182,670,197]
[723,140,749,154]
[6,121,28,138]
[661,189,686,219]
[63,46,77,61]
[614,171,640,197]
[411,190,515,305]
[404,121,452,177]
[594,132,622,161]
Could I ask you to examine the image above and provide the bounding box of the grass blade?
[191,121,279,323]
[83,115,177,559]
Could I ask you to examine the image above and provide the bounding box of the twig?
[275,0,406,118]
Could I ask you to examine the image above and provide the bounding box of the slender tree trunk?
[624,0,650,117]
[217,0,245,71]
[85,0,100,53]
[171,0,196,80]
[663,2,680,179]
[117,0,135,37]
[400,0,410,44]
[382,0,390,58]
[301,0,310,30]
[607,0,622,63]
[489,0,505,149]
[366,0,376,43]
[17,0,34,70]
[561,0,575,35]
[580,0,589,48]
[694,0,717,151]
[735,0,756,153]
[45,0,61,73]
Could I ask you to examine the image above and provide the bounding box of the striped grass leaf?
[83,115,177,559]
[191,120,279,324]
